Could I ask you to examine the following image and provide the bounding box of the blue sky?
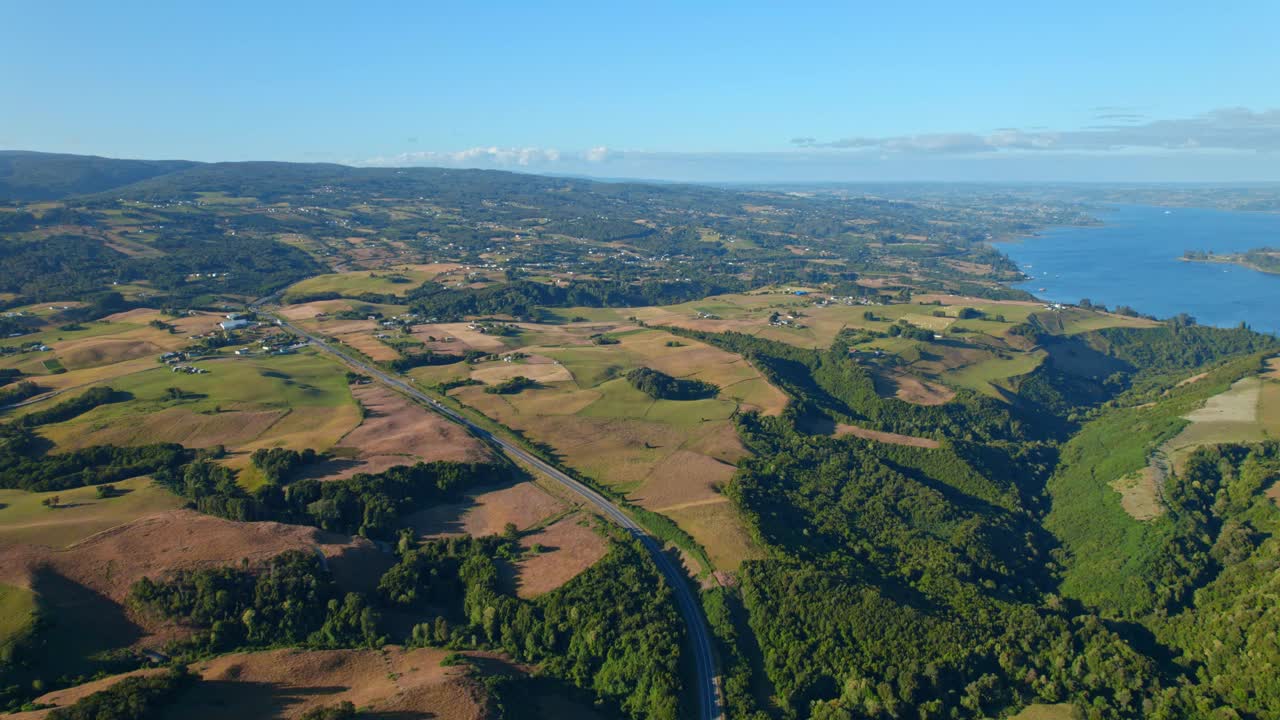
[3,0,1278,181]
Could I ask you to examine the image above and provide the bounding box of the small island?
[1182,247,1280,275]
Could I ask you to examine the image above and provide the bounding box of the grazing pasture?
[28,352,363,484]
[0,583,37,655]
[0,510,385,682]
[407,479,567,539]
[1162,376,1266,470]
[312,383,491,479]
[512,514,609,598]
[282,263,459,301]
[14,647,494,720]
[0,477,182,548]
[440,325,780,570]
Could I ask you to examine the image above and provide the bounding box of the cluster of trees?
[158,457,498,539]
[625,367,719,400]
[385,349,471,372]
[0,223,319,305]
[1152,443,1280,717]
[484,376,537,395]
[1088,324,1279,381]
[299,702,359,720]
[0,380,41,406]
[0,314,38,338]
[687,321,1280,718]
[130,550,382,652]
[1048,425,1280,718]
[249,447,319,483]
[46,667,197,720]
[12,386,125,428]
[126,528,685,719]
[720,413,1162,719]
[0,423,188,491]
[405,278,748,321]
[884,322,936,341]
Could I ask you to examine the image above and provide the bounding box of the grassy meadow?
[443,323,781,571]
[0,477,181,549]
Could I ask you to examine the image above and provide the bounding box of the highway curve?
[268,311,724,720]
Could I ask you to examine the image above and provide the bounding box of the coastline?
[1179,253,1280,276]
[990,204,1280,335]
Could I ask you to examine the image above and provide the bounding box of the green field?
[1010,703,1078,720]
[29,351,361,471]
[1044,357,1263,615]
[16,318,144,347]
[1161,376,1269,470]
[1262,379,1280,437]
[946,350,1046,394]
[193,190,259,205]
[0,583,37,654]
[447,325,774,571]
[283,266,442,300]
[0,477,181,548]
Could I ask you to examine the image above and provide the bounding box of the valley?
[1,153,1278,720]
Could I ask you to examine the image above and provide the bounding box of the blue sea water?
[998,204,1280,335]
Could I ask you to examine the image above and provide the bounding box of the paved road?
[268,312,723,720]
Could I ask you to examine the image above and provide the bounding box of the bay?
[998,204,1280,335]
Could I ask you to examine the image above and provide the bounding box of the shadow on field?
[163,680,349,720]
[30,567,143,678]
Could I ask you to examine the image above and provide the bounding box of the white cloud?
[584,146,615,163]
[793,107,1280,155]
[360,145,619,169]
[362,146,563,167]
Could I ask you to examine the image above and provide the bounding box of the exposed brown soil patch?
[306,384,490,480]
[175,647,487,720]
[1176,371,1209,388]
[1111,467,1165,521]
[0,510,386,603]
[406,480,566,538]
[471,358,573,385]
[634,450,736,511]
[512,516,608,598]
[410,323,510,353]
[15,648,491,720]
[50,407,288,451]
[875,370,954,405]
[832,424,941,449]
[59,338,162,370]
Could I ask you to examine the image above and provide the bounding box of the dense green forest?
[0,231,320,306]
[686,321,1280,719]
[0,151,196,201]
[405,278,751,321]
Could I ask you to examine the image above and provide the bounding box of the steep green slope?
[1044,353,1269,616]
[0,151,196,201]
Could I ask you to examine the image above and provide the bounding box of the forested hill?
[0,151,198,201]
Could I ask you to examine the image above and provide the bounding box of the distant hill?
[0,150,198,201]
